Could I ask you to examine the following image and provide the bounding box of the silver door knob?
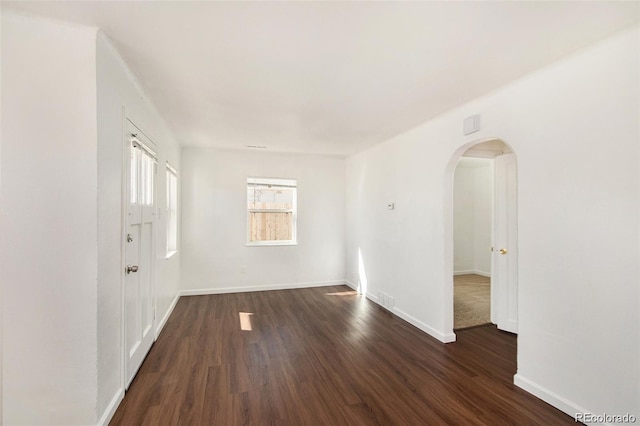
[126,265,139,274]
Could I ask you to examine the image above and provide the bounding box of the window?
[247,177,297,245]
[130,136,156,206]
[166,163,178,256]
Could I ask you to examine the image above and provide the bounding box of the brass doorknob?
[499,248,508,255]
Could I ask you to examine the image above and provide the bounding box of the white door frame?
[120,115,158,391]
[493,153,518,333]
[443,137,518,340]
[119,110,128,393]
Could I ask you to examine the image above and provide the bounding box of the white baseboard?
[454,270,491,277]
[344,280,357,291]
[155,293,180,338]
[391,306,456,343]
[181,279,454,343]
[180,280,347,296]
[343,280,455,343]
[514,374,586,422]
[97,388,124,426]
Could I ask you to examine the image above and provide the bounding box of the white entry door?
[493,153,518,334]
[124,125,157,387]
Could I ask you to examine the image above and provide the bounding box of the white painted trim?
[444,138,511,338]
[97,388,124,426]
[155,293,180,338]
[182,279,456,343]
[245,241,298,247]
[122,117,159,390]
[344,280,357,291]
[246,176,298,246]
[391,305,457,343]
[119,107,128,394]
[359,290,456,343]
[453,269,491,277]
[365,292,379,303]
[514,374,587,422]
[343,279,457,343]
[180,280,345,296]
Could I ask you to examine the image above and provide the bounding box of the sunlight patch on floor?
[325,291,358,296]
[239,312,254,331]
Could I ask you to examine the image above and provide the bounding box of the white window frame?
[246,177,297,246]
[166,162,178,257]
[130,136,157,206]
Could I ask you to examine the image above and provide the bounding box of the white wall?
[453,159,493,275]
[0,9,182,424]
[1,6,4,421]
[453,167,475,272]
[473,164,492,274]
[181,148,345,293]
[346,26,639,418]
[96,33,181,424]
[1,9,99,425]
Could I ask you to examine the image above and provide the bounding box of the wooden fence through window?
[249,202,293,241]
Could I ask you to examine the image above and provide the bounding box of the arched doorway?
[444,138,518,339]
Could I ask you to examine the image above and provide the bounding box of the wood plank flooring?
[110,285,575,425]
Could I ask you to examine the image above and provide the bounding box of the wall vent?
[463,114,481,135]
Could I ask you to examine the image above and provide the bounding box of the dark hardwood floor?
[110,285,575,425]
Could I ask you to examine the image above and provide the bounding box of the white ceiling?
[6,1,639,156]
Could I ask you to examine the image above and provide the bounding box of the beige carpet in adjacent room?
[454,274,491,329]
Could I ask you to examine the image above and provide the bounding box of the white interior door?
[493,153,518,333]
[124,126,157,388]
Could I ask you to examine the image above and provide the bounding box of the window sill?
[165,250,178,259]
[246,241,298,247]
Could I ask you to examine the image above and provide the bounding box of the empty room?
[1,1,639,425]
